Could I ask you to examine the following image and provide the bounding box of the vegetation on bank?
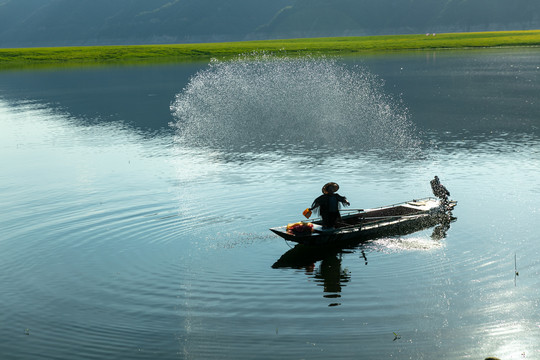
[1,30,539,68]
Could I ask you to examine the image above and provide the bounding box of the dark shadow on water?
[347,49,540,135]
[0,62,206,135]
[2,51,538,159]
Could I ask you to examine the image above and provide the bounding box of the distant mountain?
[259,0,540,38]
[0,0,292,47]
[0,0,538,47]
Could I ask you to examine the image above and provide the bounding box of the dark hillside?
[258,0,540,38]
[0,0,538,47]
[0,0,292,47]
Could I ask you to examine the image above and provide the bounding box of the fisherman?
[430,175,450,206]
[309,182,350,228]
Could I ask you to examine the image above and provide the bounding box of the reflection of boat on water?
[272,245,355,306]
[272,207,455,306]
[270,197,457,246]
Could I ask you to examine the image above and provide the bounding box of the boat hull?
[270,197,456,246]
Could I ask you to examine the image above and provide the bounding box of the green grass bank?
[1,30,539,68]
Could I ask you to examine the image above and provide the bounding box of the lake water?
[1,48,539,360]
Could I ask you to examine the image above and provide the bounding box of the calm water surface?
[1,49,539,360]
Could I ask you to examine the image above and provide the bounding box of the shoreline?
[1,30,539,69]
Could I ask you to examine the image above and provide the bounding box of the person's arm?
[338,195,350,206]
[310,195,323,211]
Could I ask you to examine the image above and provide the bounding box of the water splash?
[170,53,420,154]
[367,235,444,253]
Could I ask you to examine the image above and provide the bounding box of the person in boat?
[309,182,350,228]
[430,176,450,205]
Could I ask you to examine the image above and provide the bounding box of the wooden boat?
[270,197,457,246]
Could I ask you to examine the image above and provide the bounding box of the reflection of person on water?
[430,176,450,206]
[309,182,350,228]
[272,245,369,306]
[316,255,350,296]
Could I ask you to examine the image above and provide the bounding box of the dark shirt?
[311,193,349,227]
[311,193,348,215]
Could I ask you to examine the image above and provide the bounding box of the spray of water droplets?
[170,53,420,153]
